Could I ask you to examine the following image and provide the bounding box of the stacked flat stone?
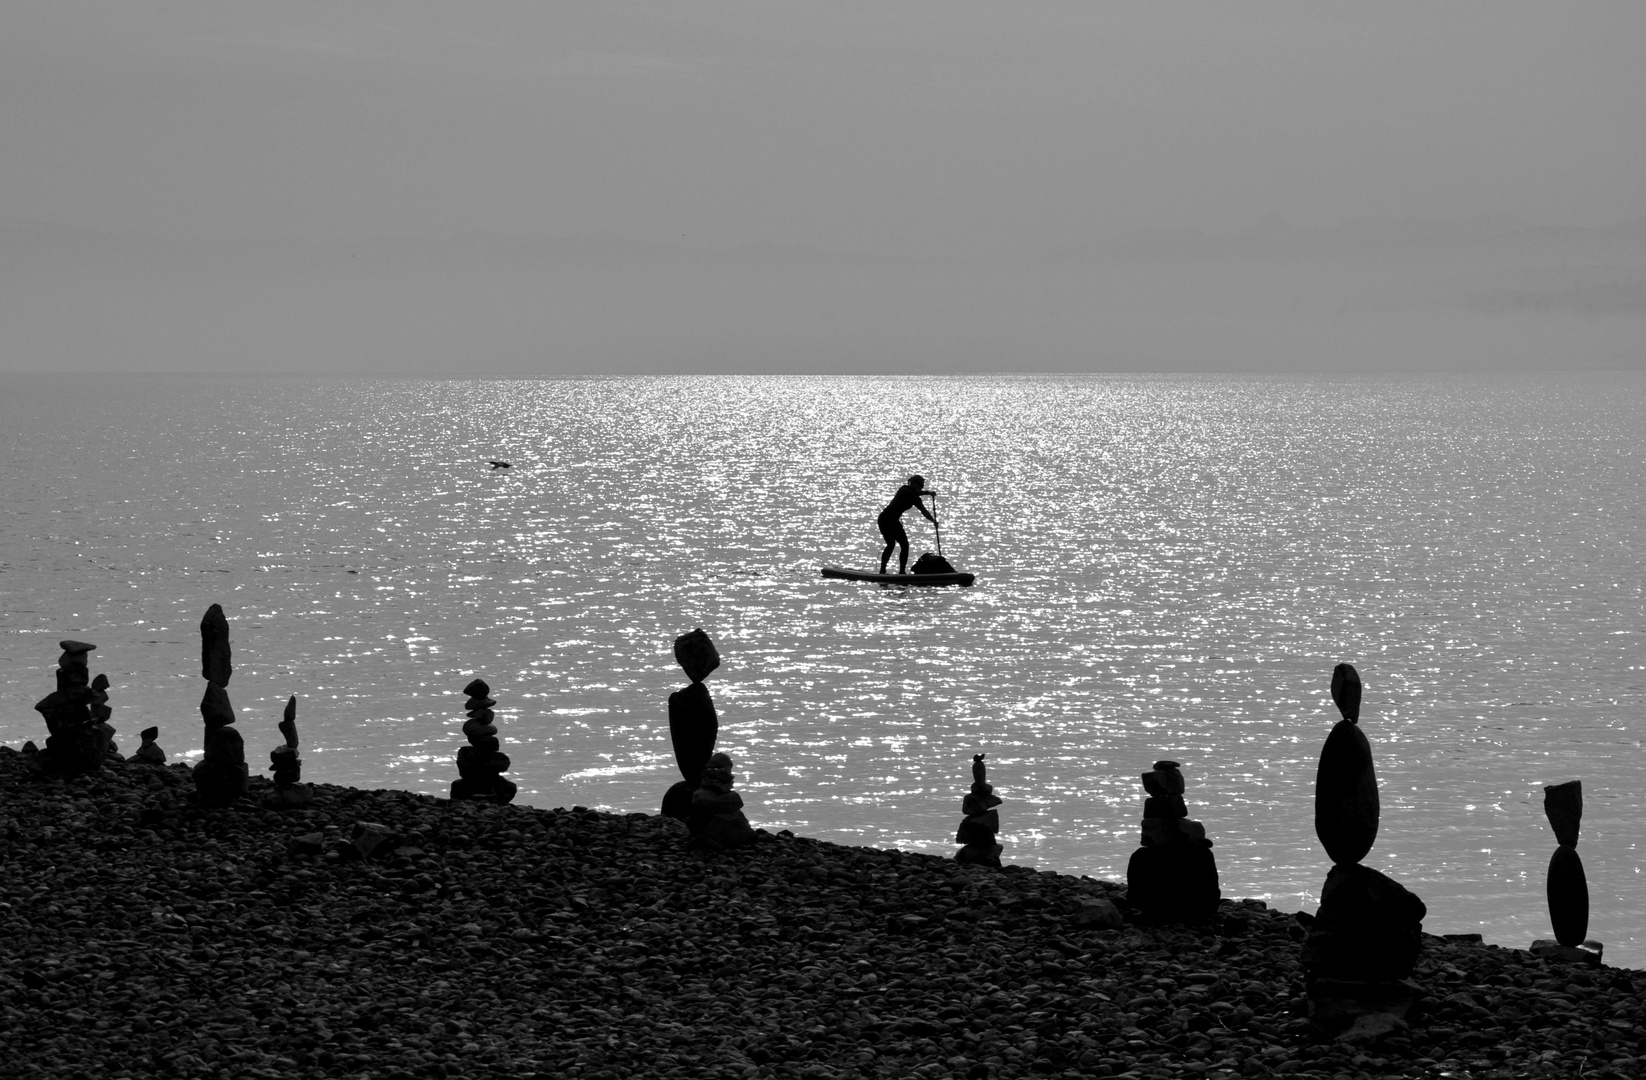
[451,678,517,803]
[1125,760,1220,922]
[31,640,114,776]
[688,751,755,849]
[662,628,721,821]
[265,696,313,808]
[193,605,250,806]
[1531,781,1602,965]
[954,754,1003,868]
[128,726,167,765]
[1301,663,1429,1041]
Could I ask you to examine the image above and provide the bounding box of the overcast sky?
[3,3,1643,374]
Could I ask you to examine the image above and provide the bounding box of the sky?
[2,2,1643,375]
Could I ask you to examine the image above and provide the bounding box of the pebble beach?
[3,750,1645,1080]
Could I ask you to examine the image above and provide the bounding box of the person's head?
[908,474,925,489]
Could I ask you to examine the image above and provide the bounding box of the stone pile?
[688,751,756,849]
[955,753,1003,867]
[128,726,167,765]
[1125,759,1220,922]
[1532,780,1602,965]
[265,695,313,808]
[193,605,249,806]
[661,628,721,820]
[29,639,115,776]
[1301,663,1428,1041]
[450,678,517,803]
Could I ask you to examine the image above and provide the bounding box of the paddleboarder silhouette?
[878,474,937,574]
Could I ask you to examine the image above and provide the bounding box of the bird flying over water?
[488,461,512,469]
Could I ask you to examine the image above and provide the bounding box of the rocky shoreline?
[2,750,1644,1080]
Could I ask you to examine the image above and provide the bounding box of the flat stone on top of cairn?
[450,678,517,804]
[32,639,113,776]
[1125,759,1219,922]
[193,605,250,807]
[662,628,721,820]
[1302,663,1427,1041]
[265,695,313,808]
[1531,780,1602,965]
[688,751,755,850]
[954,754,1003,868]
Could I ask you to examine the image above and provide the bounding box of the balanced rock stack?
[954,754,1003,868]
[1531,781,1602,965]
[31,640,114,776]
[662,628,721,821]
[1301,663,1428,1041]
[193,605,250,807]
[450,678,517,803]
[688,751,756,849]
[128,726,167,765]
[265,696,313,808]
[1125,760,1220,922]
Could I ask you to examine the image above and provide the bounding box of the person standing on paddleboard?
[878,474,937,575]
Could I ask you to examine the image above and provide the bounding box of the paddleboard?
[820,566,975,587]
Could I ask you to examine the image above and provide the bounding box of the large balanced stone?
[1544,780,1582,849]
[1301,863,1427,984]
[201,604,232,686]
[1314,719,1379,866]
[1547,845,1589,948]
[1330,662,1361,722]
[667,681,718,786]
[195,724,249,806]
[673,628,721,684]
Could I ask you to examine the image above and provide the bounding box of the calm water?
[2,373,1643,964]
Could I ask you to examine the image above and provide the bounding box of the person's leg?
[879,516,905,574]
[897,536,910,574]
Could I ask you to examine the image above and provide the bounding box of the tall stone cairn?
[661,628,721,820]
[194,604,250,806]
[450,678,517,804]
[1302,663,1429,1040]
[1531,781,1602,964]
[954,754,1003,868]
[265,695,313,808]
[31,639,113,776]
[688,751,755,849]
[1125,760,1220,922]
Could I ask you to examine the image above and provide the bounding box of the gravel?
[3,749,1644,1080]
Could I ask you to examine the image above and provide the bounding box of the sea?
[2,373,1643,965]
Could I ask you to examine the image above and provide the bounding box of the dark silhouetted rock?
[266,695,312,808]
[1543,780,1581,849]
[661,779,697,820]
[1330,662,1361,722]
[1125,760,1219,922]
[129,726,167,765]
[1314,719,1378,866]
[1547,845,1589,947]
[32,640,111,776]
[688,752,754,849]
[954,754,1003,868]
[201,604,232,686]
[449,679,516,803]
[668,681,718,786]
[1302,863,1426,984]
[338,821,400,861]
[673,628,720,684]
[200,683,237,729]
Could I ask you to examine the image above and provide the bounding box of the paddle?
[931,490,943,557]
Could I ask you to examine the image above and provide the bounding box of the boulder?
[1314,719,1379,866]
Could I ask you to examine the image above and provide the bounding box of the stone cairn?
[662,628,721,821]
[450,678,517,803]
[1532,781,1602,964]
[1125,760,1220,922]
[194,604,250,806]
[128,726,167,765]
[689,750,755,849]
[954,753,1003,867]
[265,695,313,808]
[29,639,115,776]
[1301,663,1429,1041]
